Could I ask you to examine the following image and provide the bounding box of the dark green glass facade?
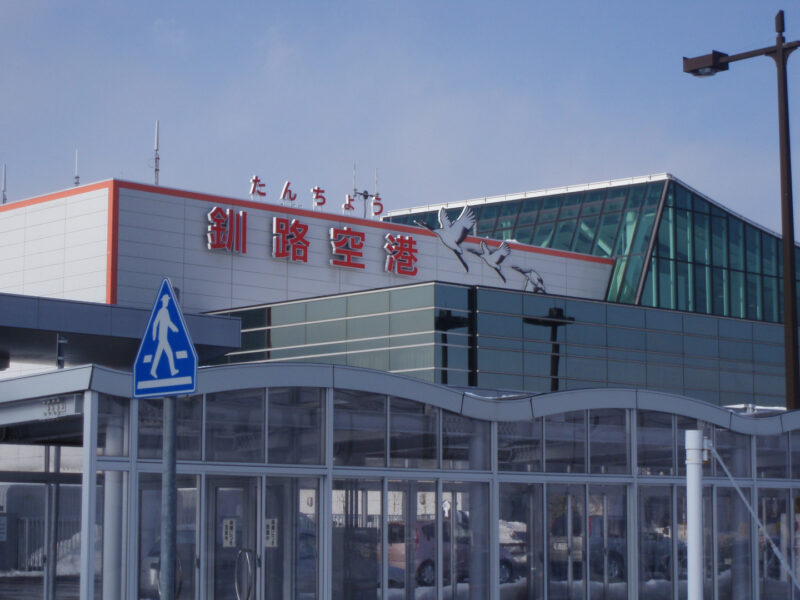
[209,282,787,407]
[385,175,800,325]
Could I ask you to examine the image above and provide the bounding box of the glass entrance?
[206,477,259,600]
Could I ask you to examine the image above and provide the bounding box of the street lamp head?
[683,51,730,77]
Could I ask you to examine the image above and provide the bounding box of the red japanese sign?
[311,186,326,208]
[273,217,310,263]
[330,227,366,269]
[207,207,247,253]
[249,175,266,198]
[372,196,384,217]
[384,233,419,276]
[281,181,297,203]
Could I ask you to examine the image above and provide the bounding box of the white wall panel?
[0,187,109,302]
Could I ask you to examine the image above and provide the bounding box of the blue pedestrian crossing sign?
[133,278,197,398]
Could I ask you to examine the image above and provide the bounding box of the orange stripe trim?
[106,182,120,304]
[0,180,113,213]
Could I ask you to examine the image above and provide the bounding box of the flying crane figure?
[415,205,476,271]
[512,265,547,293]
[468,240,511,282]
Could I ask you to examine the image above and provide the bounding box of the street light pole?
[684,10,800,410]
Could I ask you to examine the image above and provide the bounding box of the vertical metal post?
[685,430,705,600]
[45,447,60,600]
[79,390,98,600]
[772,11,800,411]
[160,396,177,600]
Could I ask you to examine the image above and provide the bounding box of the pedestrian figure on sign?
[150,294,179,378]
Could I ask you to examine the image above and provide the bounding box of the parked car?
[387,510,518,587]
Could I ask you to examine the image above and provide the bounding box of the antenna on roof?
[74,149,80,186]
[351,162,380,218]
[1,164,6,204]
[154,120,160,185]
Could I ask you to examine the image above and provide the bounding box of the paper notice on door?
[222,518,237,548]
[264,518,278,548]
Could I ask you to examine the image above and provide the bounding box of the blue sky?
[2,1,799,233]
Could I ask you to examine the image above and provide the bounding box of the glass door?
[206,477,259,600]
[263,477,319,599]
[548,484,586,600]
[588,485,627,600]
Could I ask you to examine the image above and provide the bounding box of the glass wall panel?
[729,219,745,271]
[538,196,562,223]
[693,213,710,265]
[442,411,490,470]
[605,187,628,212]
[442,482,489,597]
[97,394,129,457]
[264,477,319,600]
[694,264,711,314]
[206,388,265,463]
[269,387,324,465]
[758,488,791,600]
[746,225,762,273]
[518,198,541,227]
[757,434,788,479]
[730,271,746,319]
[333,390,385,467]
[589,409,628,474]
[747,274,763,321]
[717,487,752,600]
[638,486,672,598]
[711,216,728,268]
[636,410,675,475]
[138,396,202,460]
[593,212,621,258]
[0,444,45,471]
[547,484,586,599]
[497,201,521,230]
[96,470,129,600]
[498,418,543,472]
[546,411,586,474]
[712,268,728,316]
[553,221,577,250]
[764,276,780,322]
[138,473,197,600]
[573,216,599,254]
[556,194,580,220]
[332,479,381,599]
[675,210,691,263]
[476,204,500,236]
[588,485,627,599]
[614,209,640,257]
[389,397,438,469]
[387,480,436,591]
[763,233,778,276]
[499,483,543,598]
[714,429,751,478]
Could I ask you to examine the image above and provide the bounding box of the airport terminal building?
[0,175,799,599]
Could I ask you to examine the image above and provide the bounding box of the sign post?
[133,279,197,600]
